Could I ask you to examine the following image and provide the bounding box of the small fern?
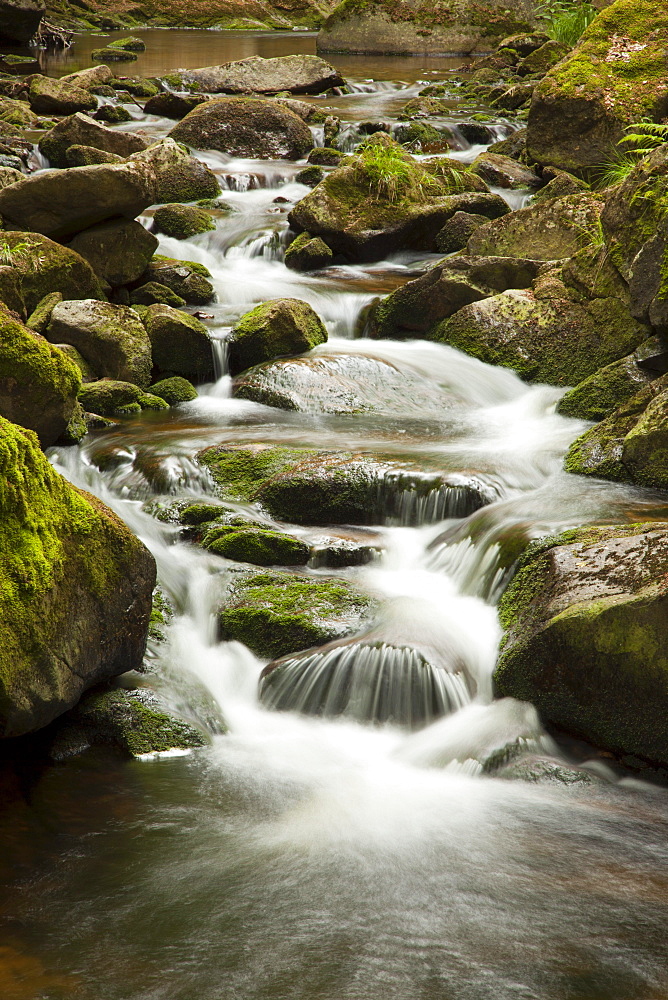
[0,240,46,270]
[593,121,668,188]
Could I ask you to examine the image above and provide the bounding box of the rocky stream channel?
[2,14,668,1000]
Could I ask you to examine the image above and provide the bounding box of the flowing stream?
[2,30,668,1000]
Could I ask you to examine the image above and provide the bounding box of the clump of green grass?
[352,140,466,203]
[536,0,597,47]
[0,239,45,270]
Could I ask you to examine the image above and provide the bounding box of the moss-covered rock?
[0,95,39,128]
[92,46,138,63]
[140,255,215,305]
[218,569,375,659]
[39,112,148,169]
[108,35,146,52]
[129,282,187,308]
[0,309,81,446]
[27,75,97,116]
[55,343,98,382]
[494,523,668,769]
[47,299,152,389]
[148,376,197,404]
[532,167,590,202]
[65,144,124,167]
[227,298,327,377]
[0,417,156,737]
[25,291,62,336]
[516,38,568,76]
[128,138,220,203]
[67,218,159,288]
[109,77,159,98]
[564,374,668,488]
[288,134,505,263]
[202,523,310,566]
[0,232,104,313]
[78,378,169,416]
[284,231,333,272]
[93,104,133,124]
[143,92,210,120]
[557,339,658,421]
[144,303,214,382]
[470,151,541,190]
[526,0,668,175]
[169,97,314,160]
[60,64,113,91]
[153,203,216,240]
[295,164,324,187]
[434,211,487,253]
[307,146,343,166]
[0,264,25,316]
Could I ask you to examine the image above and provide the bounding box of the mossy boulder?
[288,134,504,263]
[467,193,604,261]
[108,36,146,52]
[128,138,220,203]
[144,303,214,382]
[316,0,535,56]
[0,95,39,128]
[434,211,487,253]
[494,523,668,768]
[557,338,658,421]
[198,443,497,526]
[39,112,148,169]
[564,374,668,488]
[0,232,104,314]
[532,167,590,202]
[295,164,324,187]
[60,64,113,91]
[202,523,310,566]
[109,77,159,99]
[526,0,668,175]
[148,376,197,404]
[0,417,156,737]
[169,97,314,160]
[0,264,25,315]
[92,47,138,63]
[78,378,169,416]
[470,151,541,190]
[153,203,216,240]
[0,162,154,241]
[27,75,97,116]
[47,300,152,389]
[516,38,568,76]
[227,298,327,377]
[143,92,210,119]
[140,255,215,305]
[0,166,24,191]
[55,343,98,382]
[284,231,333,272]
[65,144,124,167]
[180,54,344,95]
[0,309,81,446]
[93,104,133,124]
[130,282,186,308]
[218,569,375,659]
[67,218,159,288]
[307,147,343,167]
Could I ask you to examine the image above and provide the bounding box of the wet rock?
[488,127,527,161]
[93,105,133,124]
[148,376,197,404]
[153,203,216,240]
[169,97,313,160]
[284,231,333,272]
[557,339,659,422]
[55,343,98,382]
[307,146,343,166]
[492,751,595,786]
[27,75,97,115]
[128,137,220,203]
[25,291,62,335]
[394,120,454,152]
[198,443,497,526]
[490,82,534,112]
[78,378,168,416]
[129,282,186,308]
[295,164,324,187]
[65,144,124,167]
[0,162,154,240]
[218,569,376,660]
[50,686,207,760]
[0,416,155,737]
[180,54,344,95]
[371,254,543,340]
[92,47,138,63]
[67,218,159,288]
[517,39,568,76]
[0,232,104,313]
[201,521,310,566]
[0,0,44,43]
[144,303,214,382]
[434,211,486,253]
[564,374,668,489]
[526,0,668,174]
[467,193,604,261]
[470,151,541,190]
[60,64,113,90]
[232,351,455,415]
[227,298,327,377]
[108,35,145,52]
[143,92,209,119]
[47,299,153,388]
[0,308,80,446]
[494,523,668,769]
[141,255,215,304]
[39,112,148,168]
[288,133,503,263]
[109,77,159,98]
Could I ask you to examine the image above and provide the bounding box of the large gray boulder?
[144,304,214,382]
[227,298,327,377]
[179,54,344,95]
[128,137,220,203]
[27,75,97,116]
[0,0,44,43]
[39,112,148,169]
[68,219,159,288]
[46,299,153,388]
[0,232,104,313]
[0,162,154,240]
[169,97,314,160]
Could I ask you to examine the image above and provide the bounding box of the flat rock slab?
[180,54,344,95]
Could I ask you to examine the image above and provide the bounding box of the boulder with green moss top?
[288,134,504,263]
[47,300,152,388]
[487,127,527,161]
[128,138,220,203]
[153,203,216,240]
[169,97,314,160]
[202,523,310,566]
[0,232,104,314]
[0,95,39,128]
[108,35,146,52]
[67,218,159,288]
[109,77,159,99]
[232,351,456,415]
[295,164,324,187]
[557,338,659,421]
[227,298,327,377]
[60,64,113,91]
[0,162,154,241]
[27,75,97,116]
[180,54,344,95]
[0,265,25,315]
[393,121,454,153]
[0,416,155,737]
[371,254,543,340]
[39,112,148,168]
[307,147,343,167]
[564,374,668,488]
[144,303,213,382]
[51,686,206,761]
[0,309,81,445]
[78,378,169,416]
[198,443,497,526]
[434,211,487,253]
[316,0,535,56]
[470,151,541,190]
[92,47,138,63]
[65,144,124,167]
[494,523,668,769]
[148,376,197,404]
[285,232,333,272]
[526,0,668,175]
[490,82,534,112]
[218,569,376,659]
[138,255,215,305]
[516,38,568,76]
[55,343,98,382]
[26,291,62,335]
[130,282,186,308]
[0,166,24,190]
[143,92,210,119]
[532,167,590,202]
[93,105,133,124]
[467,192,604,261]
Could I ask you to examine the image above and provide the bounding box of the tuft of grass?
[536,0,597,47]
[352,140,466,203]
[0,240,45,271]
